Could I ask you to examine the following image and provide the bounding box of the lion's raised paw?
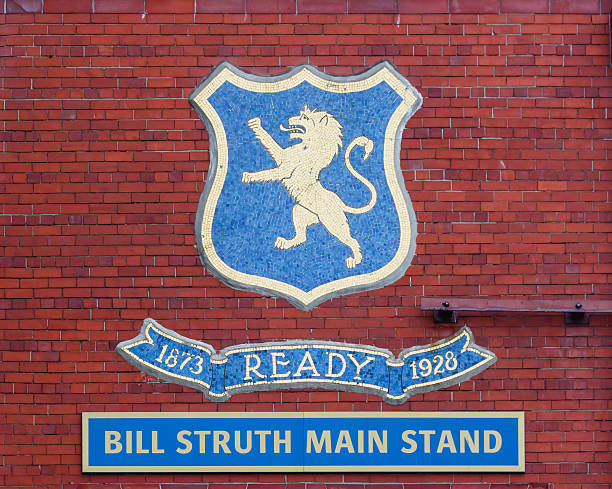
[247,117,262,132]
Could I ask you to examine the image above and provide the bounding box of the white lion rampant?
[242,105,377,268]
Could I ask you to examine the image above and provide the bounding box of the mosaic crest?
[189,62,422,310]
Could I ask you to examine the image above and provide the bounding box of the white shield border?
[189,61,422,311]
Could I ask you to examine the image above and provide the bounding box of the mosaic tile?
[116,319,497,404]
[189,62,422,310]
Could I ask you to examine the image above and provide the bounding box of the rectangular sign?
[82,412,524,473]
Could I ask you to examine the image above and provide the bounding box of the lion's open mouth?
[279,123,305,134]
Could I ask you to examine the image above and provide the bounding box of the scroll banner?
[116,319,496,404]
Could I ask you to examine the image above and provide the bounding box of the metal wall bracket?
[564,304,589,324]
[421,298,610,325]
[432,302,458,323]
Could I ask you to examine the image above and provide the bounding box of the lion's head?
[280,105,343,155]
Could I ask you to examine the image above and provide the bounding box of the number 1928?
[408,351,458,380]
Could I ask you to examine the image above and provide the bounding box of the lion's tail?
[342,136,377,215]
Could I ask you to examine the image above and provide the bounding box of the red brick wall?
[1,0,611,488]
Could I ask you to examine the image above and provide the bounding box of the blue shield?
[190,62,422,310]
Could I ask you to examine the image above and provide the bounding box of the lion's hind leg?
[274,205,319,250]
[316,207,363,269]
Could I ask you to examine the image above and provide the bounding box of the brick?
[6,0,43,13]
[550,0,600,13]
[44,0,91,12]
[450,0,499,13]
[145,0,194,13]
[246,0,296,13]
[197,0,244,13]
[95,0,144,13]
[349,0,397,13]
[1,8,611,489]
[500,0,548,13]
[297,0,346,13]
[398,0,448,12]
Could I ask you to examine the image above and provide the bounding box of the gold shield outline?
[189,61,422,310]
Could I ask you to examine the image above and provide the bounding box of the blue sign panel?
[115,319,496,404]
[82,412,524,472]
